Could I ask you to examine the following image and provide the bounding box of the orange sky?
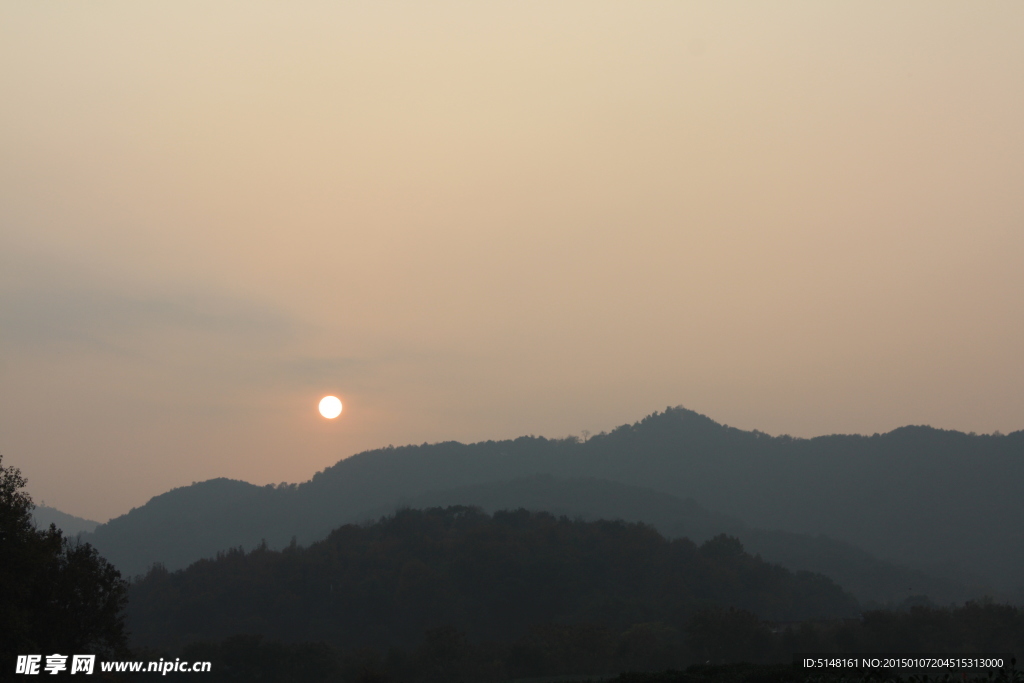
[2,2,1023,521]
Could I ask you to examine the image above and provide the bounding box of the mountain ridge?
[126,506,861,651]
[31,503,100,536]
[81,406,1023,598]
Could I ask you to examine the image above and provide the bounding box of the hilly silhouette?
[362,476,973,607]
[31,503,100,536]
[80,474,967,606]
[82,407,1023,599]
[126,507,860,652]
[125,509,1024,682]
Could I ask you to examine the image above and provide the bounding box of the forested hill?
[126,507,859,650]
[83,474,967,607]
[31,504,100,535]
[302,408,1024,590]
[358,476,973,607]
[83,407,1024,595]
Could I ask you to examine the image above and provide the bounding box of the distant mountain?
[31,504,100,536]
[83,407,1023,597]
[126,507,860,651]
[300,408,1024,592]
[82,478,274,578]
[83,473,969,607]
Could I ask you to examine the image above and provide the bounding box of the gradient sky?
[2,2,1023,522]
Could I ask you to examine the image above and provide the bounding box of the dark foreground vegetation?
[6,443,1024,682]
[136,601,1024,683]
[0,456,129,672]
[141,600,1024,683]
[596,665,1024,683]
[126,507,1024,682]
[127,506,858,649]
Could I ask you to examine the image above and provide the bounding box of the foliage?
[0,455,129,669]
[82,407,1023,602]
[127,507,858,653]
[780,602,1024,655]
[597,665,1024,683]
[141,601,1024,683]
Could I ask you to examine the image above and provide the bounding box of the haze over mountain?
[126,507,860,652]
[8,4,1024,678]
[80,408,1020,603]
[31,504,100,536]
[364,476,974,607]
[7,3,1024,528]
[81,473,970,606]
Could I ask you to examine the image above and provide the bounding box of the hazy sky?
[2,2,1023,521]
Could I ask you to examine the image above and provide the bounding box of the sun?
[318,396,342,419]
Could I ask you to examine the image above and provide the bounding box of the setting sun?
[318,396,342,419]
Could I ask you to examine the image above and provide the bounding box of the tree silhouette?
[0,455,129,668]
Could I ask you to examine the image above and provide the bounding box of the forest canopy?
[127,506,858,651]
[0,455,128,665]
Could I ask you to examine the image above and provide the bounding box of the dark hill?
[31,504,100,536]
[82,478,272,576]
[82,473,967,606]
[299,408,1023,591]
[126,507,859,650]
[363,476,974,606]
[83,407,1023,596]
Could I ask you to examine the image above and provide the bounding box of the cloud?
[0,250,402,399]
[0,253,296,359]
